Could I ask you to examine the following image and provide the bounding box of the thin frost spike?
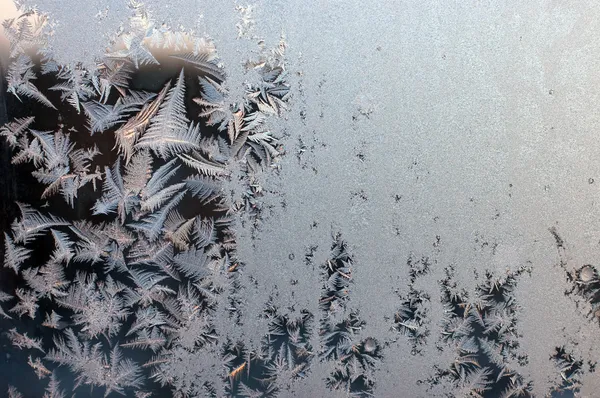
[140,182,186,212]
[178,152,227,176]
[50,229,74,264]
[43,373,65,398]
[7,328,45,353]
[124,150,152,194]
[102,345,145,396]
[0,116,35,147]
[114,83,170,163]
[168,52,223,81]
[12,206,70,244]
[8,386,23,398]
[4,232,32,272]
[143,158,181,198]
[129,190,187,241]
[184,175,219,202]
[135,69,201,158]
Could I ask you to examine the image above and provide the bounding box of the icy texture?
[3,0,600,397]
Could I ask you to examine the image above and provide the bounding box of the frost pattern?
[2,2,600,398]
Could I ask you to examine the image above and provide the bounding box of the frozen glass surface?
[1,1,600,396]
